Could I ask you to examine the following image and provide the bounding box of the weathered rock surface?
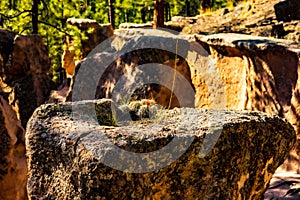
[119,22,153,29]
[62,18,114,76]
[264,172,300,199]
[11,34,51,77]
[26,99,295,199]
[189,33,300,199]
[56,29,300,198]
[194,33,300,172]
[0,30,55,200]
[165,16,198,32]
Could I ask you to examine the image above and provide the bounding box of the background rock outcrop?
[0,96,27,200]
[194,33,300,172]
[0,29,14,74]
[0,29,55,200]
[0,30,55,127]
[26,99,295,199]
[62,29,195,109]
[178,0,299,42]
[62,18,114,76]
[274,0,300,22]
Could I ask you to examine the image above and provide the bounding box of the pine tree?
[153,0,164,28]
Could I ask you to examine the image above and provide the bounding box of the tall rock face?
[0,29,14,73]
[0,29,55,200]
[194,33,299,118]
[194,33,300,171]
[25,99,296,199]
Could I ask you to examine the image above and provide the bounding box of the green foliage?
[0,0,32,33]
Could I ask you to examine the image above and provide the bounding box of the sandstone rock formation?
[1,32,55,127]
[194,33,299,117]
[178,0,299,43]
[26,99,295,199]
[165,16,198,32]
[51,27,300,198]
[0,29,55,200]
[194,33,300,172]
[119,22,153,29]
[62,18,114,76]
[0,96,27,200]
[57,29,300,198]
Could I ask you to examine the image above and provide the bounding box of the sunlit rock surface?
[62,18,114,76]
[26,99,295,199]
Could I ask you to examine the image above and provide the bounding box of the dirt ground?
[168,0,299,43]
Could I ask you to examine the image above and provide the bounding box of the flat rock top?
[197,33,300,55]
[28,100,293,149]
[114,28,299,56]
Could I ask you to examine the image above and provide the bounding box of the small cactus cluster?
[118,99,161,121]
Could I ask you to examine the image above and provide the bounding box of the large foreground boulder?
[26,99,295,199]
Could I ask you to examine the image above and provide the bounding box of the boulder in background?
[274,0,300,22]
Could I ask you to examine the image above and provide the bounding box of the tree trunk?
[141,7,146,23]
[185,0,190,17]
[8,0,17,9]
[165,2,171,21]
[32,0,40,34]
[201,0,213,10]
[8,0,12,9]
[153,0,164,28]
[91,0,96,12]
[108,0,115,29]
